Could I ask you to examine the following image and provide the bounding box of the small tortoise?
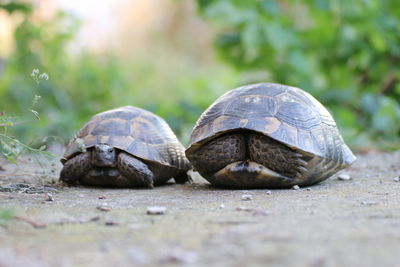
[185,83,356,188]
[60,106,191,188]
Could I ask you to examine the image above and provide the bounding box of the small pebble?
[219,204,225,209]
[45,193,54,202]
[393,176,400,182]
[97,205,111,212]
[306,188,312,191]
[236,206,252,212]
[90,216,100,221]
[266,191,272,195]
[361,201,379,206]
[338,173,352,181]
[105,221,118,226]
[252,209,270,216]
[241,194,253,201]
[292,185,300,190]
[147,206,167,215]
[98,195,107,199]
[160,248,198,264]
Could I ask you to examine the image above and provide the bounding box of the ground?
[0,151,399,267]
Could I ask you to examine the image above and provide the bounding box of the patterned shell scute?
[64,106,189,170]
[188,83,355,165]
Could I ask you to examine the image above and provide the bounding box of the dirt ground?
[0,150,399,267]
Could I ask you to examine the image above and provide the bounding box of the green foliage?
[0,4,54,163]
[198,0,400,149]
[0,3,236,146]
[0,92,53,163]
[1,1,398,152]
[0,2,31,14]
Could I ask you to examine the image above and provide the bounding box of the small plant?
[30,68,49,85]
[0,208,13,222]
[0,69,52,163]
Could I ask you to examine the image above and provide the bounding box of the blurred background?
[0,0,399,152]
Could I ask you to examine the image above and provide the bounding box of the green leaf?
[263,22,297,52]
[5,154,17,165]
[372,97,400,134]
[370,32,387,52]
[260,0,281,15]
[0,3,31,14]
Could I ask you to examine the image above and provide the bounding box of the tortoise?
[185,83,356,189]
[60,106,191,188]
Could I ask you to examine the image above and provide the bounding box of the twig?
[380,72,397,94]
[0,172,42,177]
[0,120,37,127]
[0,133,54,158]
[14,215,46,229]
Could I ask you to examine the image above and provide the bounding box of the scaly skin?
[248,133,309,179]
[117,152,155,188]
[188,131,309,185]
[60,152,92,184]
[186,132,246,173]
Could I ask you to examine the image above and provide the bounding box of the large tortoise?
[185,83,356,188]
[60,106,191,188]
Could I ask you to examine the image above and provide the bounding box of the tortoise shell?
[186,83,356,167]
[63,106,190,171]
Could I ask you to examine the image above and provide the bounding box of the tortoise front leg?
[117,152,155,188]
[60,152,92,184]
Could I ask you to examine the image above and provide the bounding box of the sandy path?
[0,151,399,266]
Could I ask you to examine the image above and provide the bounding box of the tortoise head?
[91,144,117,167]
